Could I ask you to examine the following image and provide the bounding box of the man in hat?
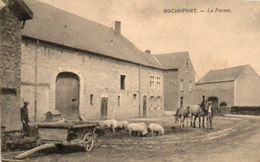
[207,101,214,129]
[20,101,30,135]
[200,95,207,111]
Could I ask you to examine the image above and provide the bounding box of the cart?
[15,121,98,159]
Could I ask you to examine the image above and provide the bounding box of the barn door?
[101,97,108,118]
[56,72,80,119]
[143,96,147,117]
[208,97,219,113]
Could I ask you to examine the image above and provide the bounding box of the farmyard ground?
[2,115,260,162]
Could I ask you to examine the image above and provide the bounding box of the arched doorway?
[56,72,80,119]
[207,96,219,113]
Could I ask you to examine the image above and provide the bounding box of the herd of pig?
[99,119,164,137]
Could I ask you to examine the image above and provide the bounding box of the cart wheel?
[82,133,94,152]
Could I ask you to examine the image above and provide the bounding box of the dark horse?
[189,103,208,128]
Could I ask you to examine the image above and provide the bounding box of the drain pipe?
[34,40,39,122]
[138,65,141,117]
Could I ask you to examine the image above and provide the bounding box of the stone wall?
[235,66,260,106]
[163,56,196,112]
[177,58,196,109]
[194,81,234,107]
[163,70,178,111]
[0,7,22,130]
[21,39,164,121]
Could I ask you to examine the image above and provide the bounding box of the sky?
[39,0,260,80]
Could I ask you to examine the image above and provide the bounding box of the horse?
[184,106,192,127]
[175,107,191,127]
[188,104,208,128]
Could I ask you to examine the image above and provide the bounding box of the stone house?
[19,0,166,122]
[154,52,196,112]
[194,65,260,108]
[1,0,196,130]
[0,0,33,130]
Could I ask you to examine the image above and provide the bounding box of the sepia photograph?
[0,0,260,161]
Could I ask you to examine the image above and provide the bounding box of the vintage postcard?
[1,0,260,161]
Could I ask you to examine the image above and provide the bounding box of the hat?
[24,101,29,105]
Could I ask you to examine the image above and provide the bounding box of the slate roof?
[22,0,162,69]
[196,65,249,84]
[153,52,192,70]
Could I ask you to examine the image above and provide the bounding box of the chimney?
[145,50,151,54]
[114,21,121,35]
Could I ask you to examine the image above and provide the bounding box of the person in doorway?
[20,101,30,135]
[207,101,214,129]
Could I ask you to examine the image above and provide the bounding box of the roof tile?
[22,0,162,68]
[153,51,190,70]
[196,65,249,84]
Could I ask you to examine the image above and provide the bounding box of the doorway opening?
[56,72,80,119]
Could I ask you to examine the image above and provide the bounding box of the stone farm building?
[0,0,195,130]
[154,52,195,112]
[0,0,33,130]
[194,65,260,108]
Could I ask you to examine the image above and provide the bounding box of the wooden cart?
[15,122,98,159]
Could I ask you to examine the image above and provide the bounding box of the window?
[1,88,17,96]
[150,75,158,87]
[120,75,126,90]
[118,96,121,106]
[150,96,154,104]
[133,94,137,99]
[90,94,93,105]
[150,81,154,87]
[180,79,184,92]
[189,81,192,92]
[180,96,183,108]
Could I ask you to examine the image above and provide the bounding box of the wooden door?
[101,97,108,118]
[143,96,147,117]
[208,97,219,113]
[56,72,79,119]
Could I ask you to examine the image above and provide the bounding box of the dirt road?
[3,115,260,162]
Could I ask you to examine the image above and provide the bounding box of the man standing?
[200,95,206,111]
[20,101,30,135]
[207,101,214,129]
[200,95,207,128]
